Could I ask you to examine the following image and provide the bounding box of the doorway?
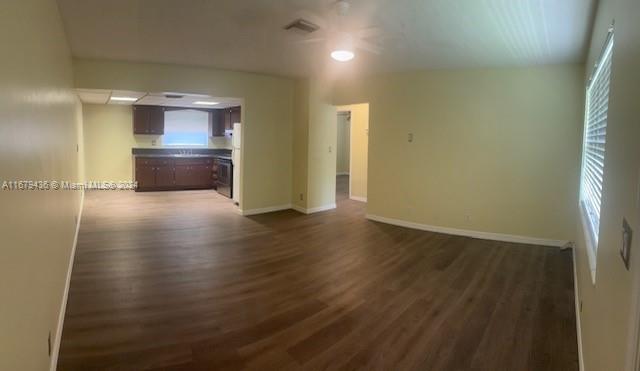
[336,111,351,202]
[335,103,369,205]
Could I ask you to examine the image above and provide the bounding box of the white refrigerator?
[232,123,241,204]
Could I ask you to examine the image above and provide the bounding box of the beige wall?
[291,77,337,211]
[336,114,350,175]
[0,0,83,370]
[82,104,230,182]
[333,65,584,241]
[574,0,640,369]
[336,104,369,201]
[292,79,310,209]
[305,78,337,210]
[74,59,293,212]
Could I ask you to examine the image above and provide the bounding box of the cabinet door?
[208,110,225,137]
[230,106,241,125]
[174,165,192,187]
[155,164,174,188]
[192,164,213,188]
[149,106,165,134]
[135,164,156,189]
[223,109,232,131]
[133,106,150,134]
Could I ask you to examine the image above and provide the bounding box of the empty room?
[1,0,639,370]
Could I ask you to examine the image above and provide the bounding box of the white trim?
[336,172,350,176]
[572,248,585,371]
[349,196,367,203]
[579,205,598,284]
[624,181,640,371]
[292,203,337,215]
[239,204,292,216]
[291,204,307,214]
[50,191,84,371]
[366,214,570,247]
[348,110,353,199]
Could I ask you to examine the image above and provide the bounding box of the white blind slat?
[580,33,614,247]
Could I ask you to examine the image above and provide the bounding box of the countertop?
[132,148,232,161]
[133,154,231,160]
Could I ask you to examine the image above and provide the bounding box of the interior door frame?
[336,105,369,203]
[625,171,640,371]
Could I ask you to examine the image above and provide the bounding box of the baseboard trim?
[573,248,585,371]
[50,190,84,371]
[240,204,292,216]
[349,195,367,203]
[365,214,569,247]
[292,203,337,214]
[291,205,307,214]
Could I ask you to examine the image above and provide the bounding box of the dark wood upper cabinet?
[134,105,237,137]
[223,109,231,131]
[208,110,225,137]
[133,105,165,135]
[221,106,241,133]
[209,106,240,137]
[149,107,165,134]
[133,106,150,134]
[230,106,241,127]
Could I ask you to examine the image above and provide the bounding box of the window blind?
[581,32,614,246]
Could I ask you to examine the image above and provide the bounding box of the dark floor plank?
[58,175,578,370]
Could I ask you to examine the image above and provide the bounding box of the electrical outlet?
[328,146,332,153]
[464,214,471,223]
[151,139,157,146]
[299,193,304,201]
[48,331,52,357]
[408,133,414,143]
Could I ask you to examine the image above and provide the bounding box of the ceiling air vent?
[164,94,184,99]
[284,19,319,33]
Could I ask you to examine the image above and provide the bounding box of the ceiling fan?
[284,0,383,62]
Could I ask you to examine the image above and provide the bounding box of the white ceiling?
[57,0,596,77]
[76,89,242,108]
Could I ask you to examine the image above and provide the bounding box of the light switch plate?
[621,218,632,270]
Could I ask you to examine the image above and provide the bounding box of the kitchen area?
[77,90,242,204]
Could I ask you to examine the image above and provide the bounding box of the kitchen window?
[580,27,614,279]
[163,109,209,146]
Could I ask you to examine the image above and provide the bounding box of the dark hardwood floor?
[58,175,578,370]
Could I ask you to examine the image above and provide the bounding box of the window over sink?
[163,109,209,146]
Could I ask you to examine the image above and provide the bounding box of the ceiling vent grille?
[284,19,319,33]
[164,94,184,99]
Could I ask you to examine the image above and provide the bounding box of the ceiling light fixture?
[193,101,220,105]
[110,96,138,102]
[331,50,355,62]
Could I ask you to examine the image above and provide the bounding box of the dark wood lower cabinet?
[155,164,175,188]
[135,163,156,189]
[135,157,214,191]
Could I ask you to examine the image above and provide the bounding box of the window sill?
[579,204,598,285]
